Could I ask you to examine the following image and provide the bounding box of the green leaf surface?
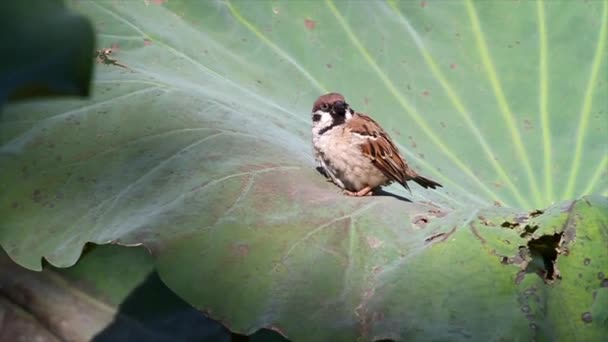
[1,0,607,340]
[0,1,95,102]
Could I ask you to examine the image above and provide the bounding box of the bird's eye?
[320,103,329,111]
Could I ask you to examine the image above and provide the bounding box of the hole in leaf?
[525,233,563,282]
[529,209,543,217]
[424,232,444,243]
[501,221,519,228]
[519,225,539,238]
[413,215,429,228]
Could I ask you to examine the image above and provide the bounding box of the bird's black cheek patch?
[312,114,322,122]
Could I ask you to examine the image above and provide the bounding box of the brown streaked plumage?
[311,92,442,197]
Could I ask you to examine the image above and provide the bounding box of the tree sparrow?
[311,92,442,197]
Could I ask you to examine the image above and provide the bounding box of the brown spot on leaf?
[326,63,332,69]
[440,121,446,128]
[601,279,608,287]
[420,0,427,7]
[425,232,445,243]
[408,136,417,148]
[581,312,592,323]
[450,63,457,69]
[470,224,486,243]
[31,189,42,203]
[584,258,591,266]
[232,243,250,258]
[144,38,152,46]
[11,202,19,209]
[424,226,456,242]
[478,215,492,226]
[515,270,527,284]
[428,208,446,217]
[304,18,316,30]
[413,215,429,227]
[366,236,384,249]
[422,90,430,96]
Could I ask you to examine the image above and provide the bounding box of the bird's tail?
[412,175,442,189]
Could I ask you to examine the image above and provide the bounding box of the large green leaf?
[1,0,607,340]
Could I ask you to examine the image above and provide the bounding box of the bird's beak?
[332,101,346,115]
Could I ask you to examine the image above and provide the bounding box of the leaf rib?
[340,216,358,300]
[85,132,229,235]
[563,0,608,199]
[326,0,506,206]
[536,0,553,203]
[154,165,303,214]
[53,128,239,172]
[465,0,543,207]
[224,0,328,93]
[90,2,307,125]
[390,142,481,206]
[220,174,256,218]
[95,79,167,87]
[98,33,143,40]
[581,156,608,196]
[277,202,378,267]
[0,86,164,153]
[386,0,529,209]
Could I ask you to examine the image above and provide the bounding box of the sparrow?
[311,92,442,197]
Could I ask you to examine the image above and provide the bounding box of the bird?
[311,92,442,197]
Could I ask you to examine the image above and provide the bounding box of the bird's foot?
[343,186,374,197]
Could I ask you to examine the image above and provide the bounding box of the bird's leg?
[343,186,374,197]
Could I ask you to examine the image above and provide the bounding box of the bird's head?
[311,92,354,133]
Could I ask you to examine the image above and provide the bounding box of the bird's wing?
[347,113,413,188]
